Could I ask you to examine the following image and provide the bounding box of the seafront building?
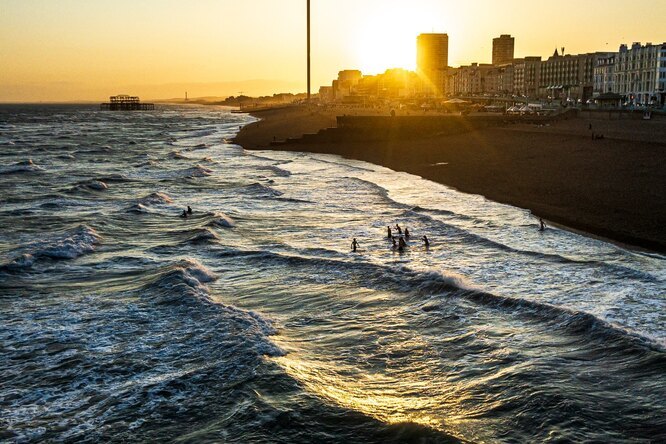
[594,54,616,94]
[416,33,449,97]
[537,49,612,102]
[492,35,515,66]
[612,42,666,106]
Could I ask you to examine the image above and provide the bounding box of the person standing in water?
[391,237,397,249]
[351,238,360,252]
[422,235,430,247]
[387,226,392,238]
[395,224,402,235]
[181,209,188,218]
[398,237,407,249]
[404,227,410,238]
[539,218,546,231]
[187,206,193,215]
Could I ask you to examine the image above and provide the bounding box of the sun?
[354,9,420,74]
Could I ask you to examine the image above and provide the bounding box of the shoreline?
[233,106,666,254]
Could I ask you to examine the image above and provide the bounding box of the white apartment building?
[613,42,666,106]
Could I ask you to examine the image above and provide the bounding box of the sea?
[1,104,664,443]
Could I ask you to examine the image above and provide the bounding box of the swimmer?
[181,209,188,218]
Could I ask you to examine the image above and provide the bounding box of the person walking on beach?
[539,218,546,231]
[422,235,430,247]
[351,238,360,252]
[387,226,392,238]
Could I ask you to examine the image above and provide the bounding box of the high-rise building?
[417,33,449,96]
[492,34,515,66]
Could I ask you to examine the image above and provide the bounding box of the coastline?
[233,106,666,253]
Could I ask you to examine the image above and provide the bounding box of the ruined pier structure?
[100,95,155,111]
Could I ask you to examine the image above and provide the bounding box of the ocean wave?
[141,259,281,343]
[211,246,663,351]
[208,212,235,228]
[137,192,173,205]
[403,206,660,281]
[184,227,221,244]
[241,182,283,197]
[182,165,213,178]
[0,159,44,174]
[1,225,100,271]
[72,179,109,192]
[91,174,128,184]
[168,150,190,160]
[259,165,291,177]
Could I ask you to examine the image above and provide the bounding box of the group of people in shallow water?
[351,218,546,253]
[350,223,430,253]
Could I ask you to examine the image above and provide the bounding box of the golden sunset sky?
[1,0,665,102]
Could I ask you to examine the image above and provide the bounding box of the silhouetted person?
[398,237,407,249]
[387,226,392,238]
[395,224,402,235]
[351,238,360,252]
[187,206,192,215]
[404,227,410,238]
[391,237,397,249]
[539,218,546,231]
[181,209,188,218]
[422,235,430,247]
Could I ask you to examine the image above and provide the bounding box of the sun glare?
[354,9,422,74]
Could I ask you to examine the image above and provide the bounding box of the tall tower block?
[492,34,515,65]
[416,33,449,97]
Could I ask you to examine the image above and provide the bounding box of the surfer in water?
[351,238,360,252]
[387,226,392,238]
[539,218,546,231]
[187,206,193,215]
[422,235,430,247]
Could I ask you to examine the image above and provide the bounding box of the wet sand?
[234,106,666,252]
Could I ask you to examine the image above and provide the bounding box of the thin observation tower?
[307,0,311,101]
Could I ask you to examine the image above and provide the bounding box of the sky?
[1,0,665,102]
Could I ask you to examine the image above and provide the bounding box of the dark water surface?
[1,104,664,443]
